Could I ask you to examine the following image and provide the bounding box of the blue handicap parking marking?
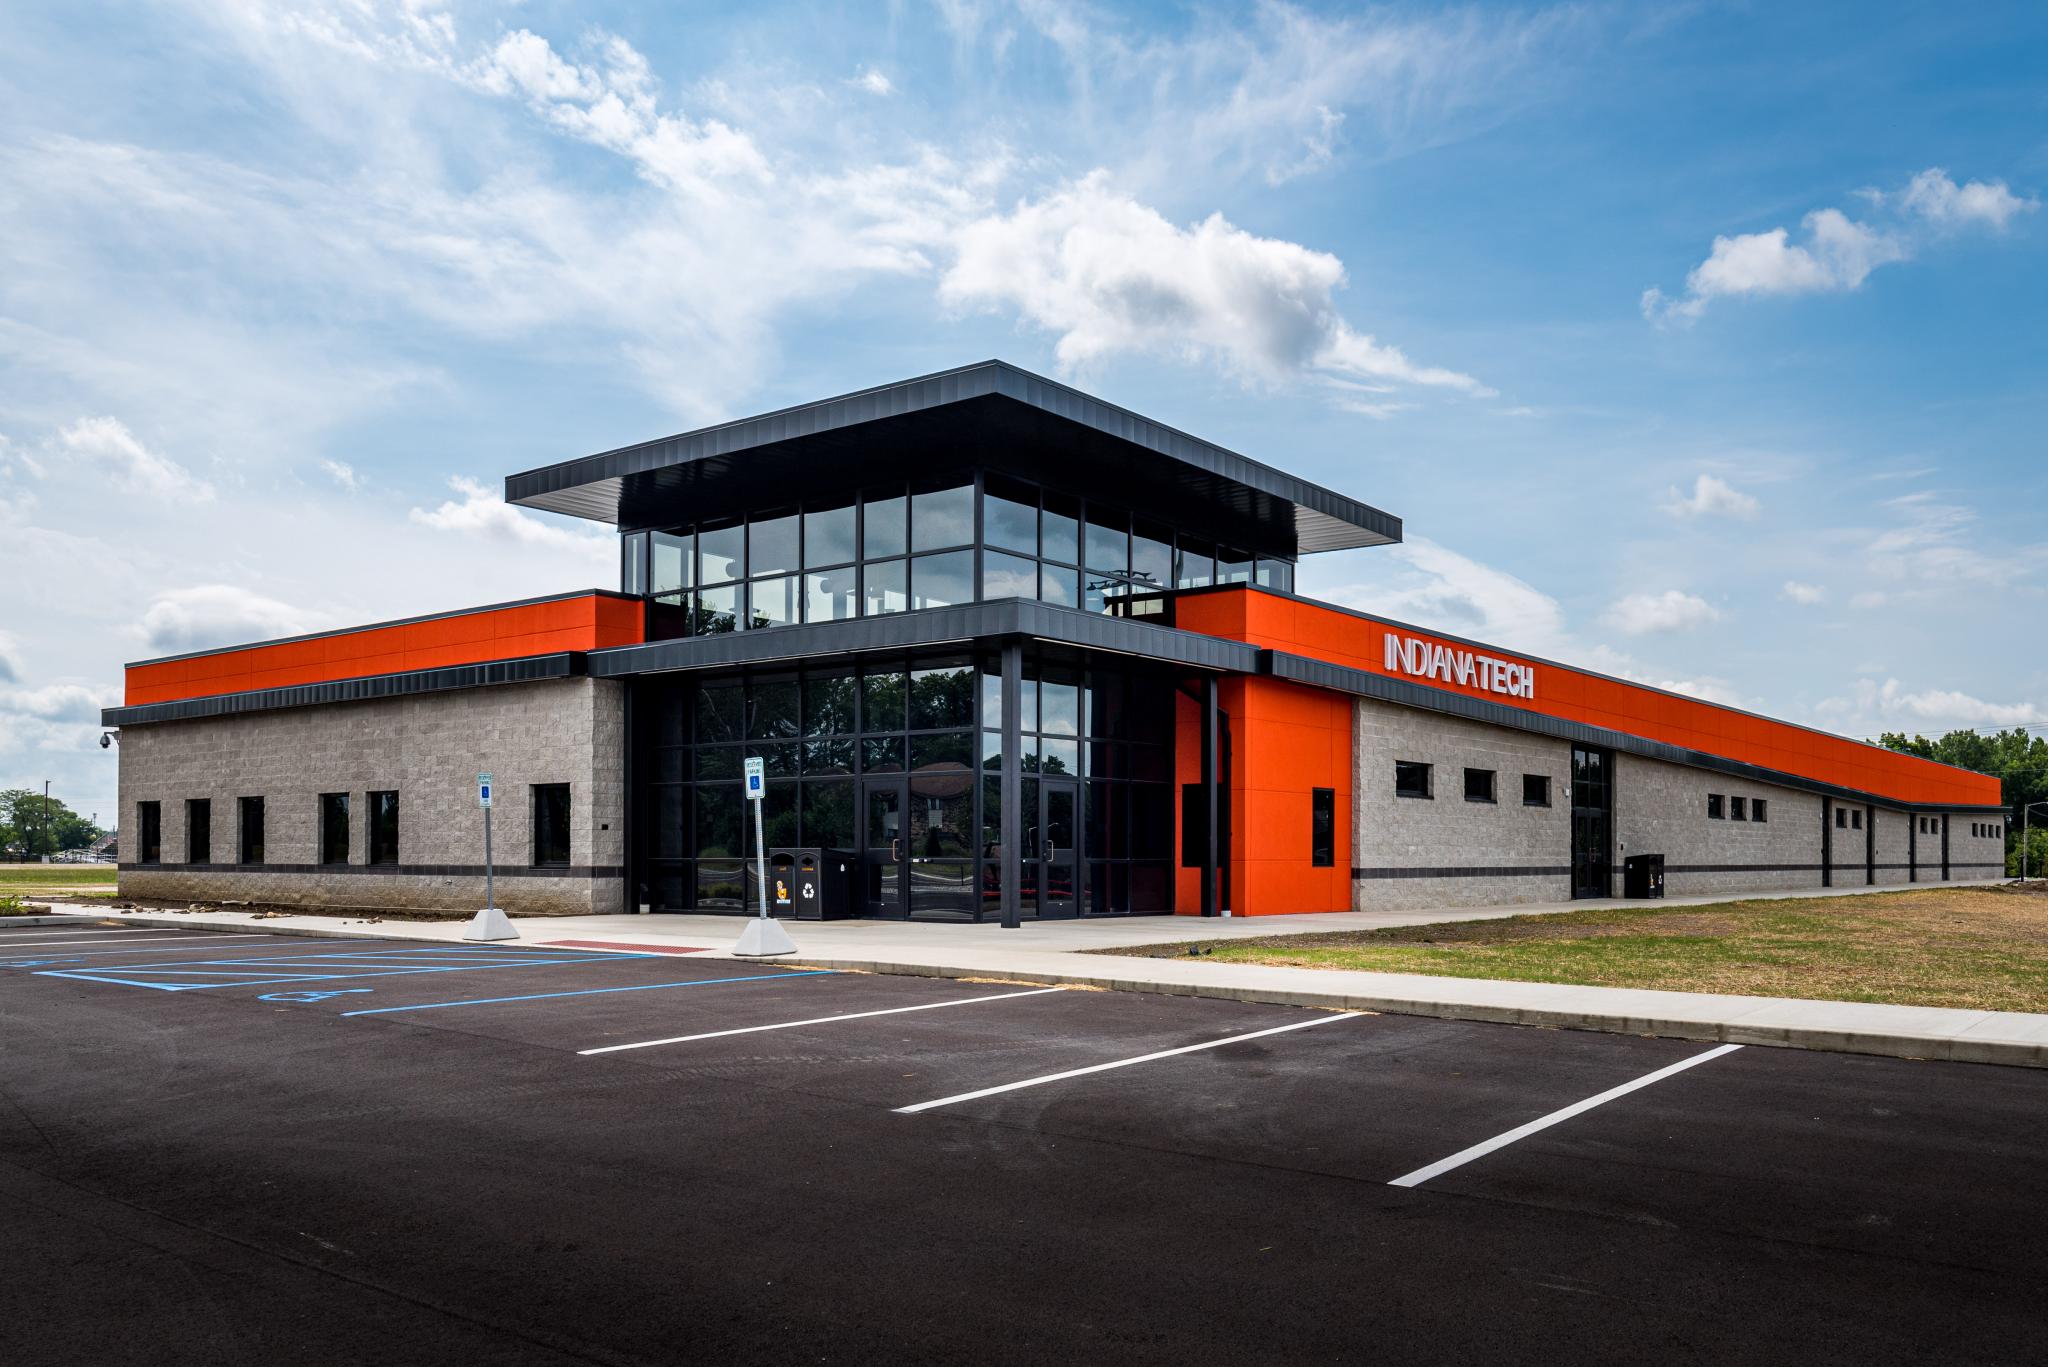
[34,944,658,993]
[258,988,375,1003]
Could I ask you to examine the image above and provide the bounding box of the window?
[238,797,264,865]
[982,477,1038,556]
[1730,795,1747,822]
[1753,798,1769,823]
[533,784,571,867]
[911,483,973,552]
[749,511,800,576]
[1394,761,1432,800]
[1851,808,1863,830]
[368,791,399,865]
[1522,774,1551,807]
[137,801,162,864]
[1836,808,1848,829]
[1464,768,1496,804]
[863,492,907,559]
[804,501,857,567]
[699,521,745,584]
[186,798,211,864]
[1310,788,1335,867]
[1708,794,1725,820]
[320,792,350,865]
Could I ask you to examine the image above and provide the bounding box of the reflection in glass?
[1255,558,1294,592]
[749,574,799,628]
[802,737,855,774]
[696,582,740,633]
[1039,677,1079,736]
[982,480,1037,555]
[651,531,691,594]
[862,670,906,731]
[861,737,905,772]
[1174,539,1214,588]
[1216,548,1253,584]
[979,668,1003,730]
[911,550,973,610]
[1085,511,1128,574]
[805,568,857,622]
[804,501,857,566]
[748,679,800,738]
[1040,737,1079,775]
[1041,495,1080,565]
[910,731,973,770]
[981,549,1037,601]
[910,663,974,730]
[1039,563,1077,608]
[911,483,974,551]
[696,682,743,742]
[696,786,742,857]
[804,672,857,736]
[695,747,741,781]
[802,780,855,846]
[864,558,907,615]
[1131,527,1172,587]
[863,493,907,559]
[700,523,745,583]
[749,513,799,576]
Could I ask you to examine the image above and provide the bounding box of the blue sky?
[2,1,2044,826]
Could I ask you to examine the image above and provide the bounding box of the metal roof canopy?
[504,360,1401,557]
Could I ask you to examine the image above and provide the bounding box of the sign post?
[731,755,797,957]
[463,771,517,942]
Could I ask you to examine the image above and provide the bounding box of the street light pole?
[2016,800,2048,882]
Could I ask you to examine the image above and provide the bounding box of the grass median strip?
[1102,885,2048,1013]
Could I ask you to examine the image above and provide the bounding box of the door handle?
[1043,840,1055,862]
[891,838,901,861]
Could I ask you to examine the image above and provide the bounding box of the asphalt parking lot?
[3,921,2044,1366]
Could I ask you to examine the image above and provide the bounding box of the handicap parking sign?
[744,756,765,800]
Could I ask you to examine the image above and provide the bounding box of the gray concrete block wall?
[1615,754,1824,898]
[1352,699,1572,911]
[1952,814,2008,882]
[116,679,625,914]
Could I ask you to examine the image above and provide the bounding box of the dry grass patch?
[1103,885,2048,1013]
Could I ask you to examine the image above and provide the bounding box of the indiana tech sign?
[1383,632,1536,700]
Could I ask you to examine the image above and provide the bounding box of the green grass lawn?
[0,864,119,906]
[1103,885,2048,1013]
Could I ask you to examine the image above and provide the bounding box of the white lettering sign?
[1383,634,1535,700]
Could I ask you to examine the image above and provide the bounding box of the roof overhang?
[504,361,1400,556]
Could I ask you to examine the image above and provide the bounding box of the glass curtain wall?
[636,650,1175,919]
[620,473,1297,638]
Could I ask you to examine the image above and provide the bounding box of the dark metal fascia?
[502,360,1400,552]
[101,653,586,727]
[585,600,1261,678]
[1265,651,2008,816]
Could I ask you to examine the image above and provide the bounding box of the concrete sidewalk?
[27,879,2047,1069]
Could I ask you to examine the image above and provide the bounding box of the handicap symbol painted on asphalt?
[258,989,375,1003]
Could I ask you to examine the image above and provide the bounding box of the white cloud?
[0,432,44,480]
[1817,677,2047,731]
[55,416,214,502]
[1603,589,1720,635]
[941,171,1486,397]
[1316,535,1568,657]
[318,458,360,490]
[0,682,118,723]
[1662,473,1759,520]
[1645,167,2036,323]
[852,67,894,96]
[1780,580,1827,606]
[1896,168,2037,230]
[1850,590,1888,609]
[409,476,613,563]
[134,584,324,655]
[0,629,20,683]
[1862,491,2047,588]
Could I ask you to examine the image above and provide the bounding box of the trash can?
[1623,853,1665,899]
[753,847,858,920]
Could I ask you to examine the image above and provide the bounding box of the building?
[102,361,2008,922]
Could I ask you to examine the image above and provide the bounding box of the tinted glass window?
[1311,787,1335,867]
[863,493,907,559]
[1255,559,1294,592]
[862,670,907,732]
[368,790,399,864]
[910,550,973,609]
[1730,795,1747,821]
[749,512,799,575]
[532,784,570,865]
[1216,548,1253,584]
[320,792,350,864]
[804,501,857,566]
[864,558,907,614]
[238,796,265,864]
[138,801,161,863]
[910,664,975,730]
[1039,677,1079,736]
[749,574,799,628]
[1085,510,1128,574]
[1709,794,1725,818]
[1041,494,1080,564]
[911,483,974,551]
[1522,774,1550,806]
[983,478,1037,555]
[805,672,857,735]
[699,522,744,583]
[805,567,857,622]
[1464,769,1495,803]
[650,531,691,594]
[186,799,211,864]
[749,678,800,738]
[1039,562,1078,608]
[981,549,1037,601]
[621,531,648,595]
[1754,799,1768,823]
[1131,526,1172,588]
[696,583,740,633]
[1174,539,1214,588]
[1394,761,1431,799]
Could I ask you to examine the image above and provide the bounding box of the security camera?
[99,732,113,749]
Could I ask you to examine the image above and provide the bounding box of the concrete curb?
[29,907,2048,1070]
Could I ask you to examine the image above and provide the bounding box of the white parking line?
[894,1010,1357,1115]
[1387,1043,1744,1189]
[579,986,1066,1055]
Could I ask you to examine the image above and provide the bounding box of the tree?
[1879,728,2048,875]
[0,789,106,859]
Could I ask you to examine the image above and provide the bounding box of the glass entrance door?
[1039,778,1080,917]
[863,778,908,917]
[1570,745,1612,899]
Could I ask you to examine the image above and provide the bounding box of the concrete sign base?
[463,906,519,942]
[732,917,798,957]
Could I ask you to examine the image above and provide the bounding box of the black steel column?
[1909,817,1917,882]
[1000,640,1023,929]
[1201,675,1219,917]
[1865,805,1875,885]
[1941,814,1951,882]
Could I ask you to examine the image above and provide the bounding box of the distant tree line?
[1880,729,2048,877]
[0,789,106,860]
